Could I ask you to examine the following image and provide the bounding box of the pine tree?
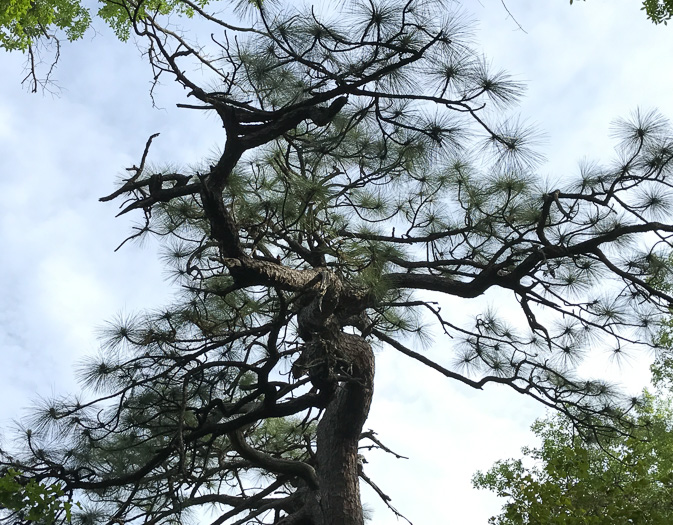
[3,1,673,524]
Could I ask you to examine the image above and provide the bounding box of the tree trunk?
[311,332,375,525]
[230,259,375,525]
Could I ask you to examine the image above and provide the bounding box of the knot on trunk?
[293,332,374,395]
[295,271,343,337]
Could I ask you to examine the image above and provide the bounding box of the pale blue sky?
[1,1,672,523]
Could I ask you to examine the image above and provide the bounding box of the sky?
[1,0,673,523]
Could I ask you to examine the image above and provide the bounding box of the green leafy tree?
[0,0,259,91]
[570,0,673,25]
[643,0,673,23]
[0,0,90,51]
[3,1,673,524]
[0,0,257,50]
[474,357,673,525]
[0,468,75,524]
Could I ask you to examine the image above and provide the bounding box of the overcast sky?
[1,0,672,524]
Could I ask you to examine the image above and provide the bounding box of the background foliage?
[474,351,673,525]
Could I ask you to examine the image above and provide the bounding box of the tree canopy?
[0,0,255,90]
[3,1,673,524]
[0,0,228,51]
[473,354,673,525]
[643,0,673,23]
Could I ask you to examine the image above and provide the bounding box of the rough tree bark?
[314,334,374,525]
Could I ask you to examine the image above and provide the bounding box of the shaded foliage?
[0,469,74,524]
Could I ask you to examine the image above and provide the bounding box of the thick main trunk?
[224,256,374,525]
[311,332,375,525]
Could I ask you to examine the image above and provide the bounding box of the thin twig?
[360,430,409,459]
[359,467,413,525]
[500,0,528,33]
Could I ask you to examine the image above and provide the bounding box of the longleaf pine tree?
[3,1,673,524]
